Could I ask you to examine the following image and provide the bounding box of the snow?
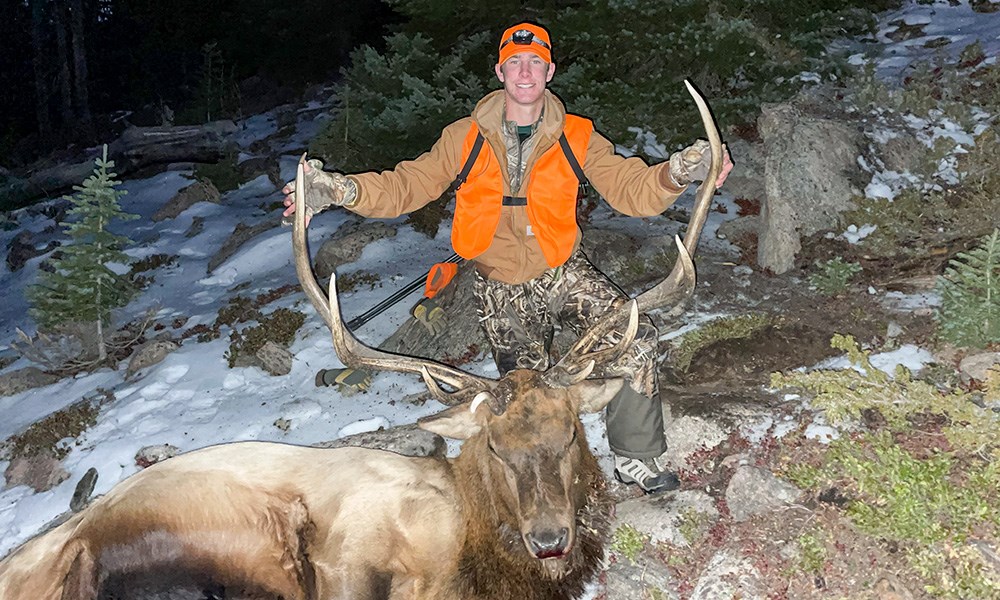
[841,223,877,244]
[0,2,997,593]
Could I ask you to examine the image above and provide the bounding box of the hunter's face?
[495,52,555,109]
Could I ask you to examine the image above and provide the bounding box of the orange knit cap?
[498,23,552,64]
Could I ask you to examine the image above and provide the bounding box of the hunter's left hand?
[668,140,734,189]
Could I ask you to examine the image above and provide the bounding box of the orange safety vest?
[451,115,592,268]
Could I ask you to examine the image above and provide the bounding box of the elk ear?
[417,399,490,439]
[573,377,627,414]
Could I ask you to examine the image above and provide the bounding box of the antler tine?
[292,159,496,405]
[547,299,640,380]
[547,80,720,371]
[635,79,722,314]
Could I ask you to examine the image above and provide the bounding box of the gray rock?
[604,552,678,600]
[959,352,1000,383]
[723,137,766,202]
[4,453,69,492]
[256,340,293,376]
[689,549,764,600]
[757,102,862,274]
[152,179,220,222]
[0,366,61,397]
[126,339,180,379]
[879,132,926,174]
[725,465,803,522]
[134,444,181,468]
[317,424,446,459]
[7,230,59,271]
[716,214,760,243]
[70,467,99,512]
[580,228,642,284]
[207,219,280,274]
[313,220,396,279]
[659,415,729,472]
[614,489,719,546]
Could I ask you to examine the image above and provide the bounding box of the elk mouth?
[524,527,573,560]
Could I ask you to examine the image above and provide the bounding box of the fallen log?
[1,120,238,207]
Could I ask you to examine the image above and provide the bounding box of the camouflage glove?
[315,367,371,394]
[667,139,712,187]
[412,298,447,336]
[284,159,357,221]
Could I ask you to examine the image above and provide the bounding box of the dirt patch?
[2,390,112,461]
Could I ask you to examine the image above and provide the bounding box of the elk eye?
[487,440,503,459]
[567,427,578,448]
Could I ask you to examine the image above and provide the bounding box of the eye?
[487,440,503,459]
[566,427,578,449]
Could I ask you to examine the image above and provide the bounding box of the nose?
[526,527,570,559]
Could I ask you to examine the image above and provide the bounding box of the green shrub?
[807,257,861,295]
[773,335,1000,598]
[311,0,899,173]
[310,32,492,172]
[193,152,243,194]
[771,334,999,455]
[671,313,777,372]
[610,524,647,564]
[225,308,305,368]
[936,229,1000,348]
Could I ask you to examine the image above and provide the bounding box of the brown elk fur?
[0,371,618,600]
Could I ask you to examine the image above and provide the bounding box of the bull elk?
[0,81,721,600]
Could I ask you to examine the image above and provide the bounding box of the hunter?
[283,22,733,493]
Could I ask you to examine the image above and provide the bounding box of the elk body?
[0,81,721,600]
[0,378,618,600]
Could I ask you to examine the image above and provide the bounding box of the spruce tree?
[936,229,1000,348]
[26,145,138,360]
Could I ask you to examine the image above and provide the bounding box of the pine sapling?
[26,145,138,361]
[936,229,1000,348]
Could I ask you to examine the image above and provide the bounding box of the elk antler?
[292,160,496,406]
[636,79,722,313]
[550,80,722,373]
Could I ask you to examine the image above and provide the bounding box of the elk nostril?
[527,527,570,559]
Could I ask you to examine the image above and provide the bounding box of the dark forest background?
[0,0,399,167]
[1,0,902,201]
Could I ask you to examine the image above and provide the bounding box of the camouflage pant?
[473,250,667,458]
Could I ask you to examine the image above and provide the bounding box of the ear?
[418,401,490,440]
[572,377,626,414]
[546,62,556,82]
[495,62,505,82]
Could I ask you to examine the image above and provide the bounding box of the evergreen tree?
[936,229,1000,348]
[26,145,138,360]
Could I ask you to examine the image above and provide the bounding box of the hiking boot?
[614,456,680,494]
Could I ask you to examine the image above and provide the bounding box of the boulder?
[313,220,396,279]
[152,179,220,222]
[126,339,180,379]
[757,101,862,274]
[256,340,293,377]
[4,453,69,492]
[0,366,61,397]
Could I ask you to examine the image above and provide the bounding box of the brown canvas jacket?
[346,89,686,285]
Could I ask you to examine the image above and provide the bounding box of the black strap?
[502,196,527,206]
[453,132,485,190]
[558,133,587,185]
[454,129,589,194]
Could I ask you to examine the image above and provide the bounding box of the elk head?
[291,80,721,565]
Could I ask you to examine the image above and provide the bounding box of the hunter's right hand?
[281,158,357,226]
